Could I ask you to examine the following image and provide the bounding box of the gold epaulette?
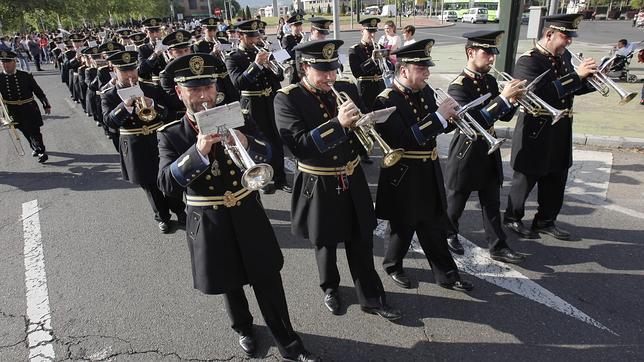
[139,79,156,85]
[277,84,298,95]
[377,88,393,99]
[157,119,181,132]
[335,78,355,85]
[451,75,465,86]
[520,49,535,57]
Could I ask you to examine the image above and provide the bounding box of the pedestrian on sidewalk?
[638,49,644,105]
[11,37,30,71]
[402,25,416,45]
[26,35,42,71]
[378,20,402,64]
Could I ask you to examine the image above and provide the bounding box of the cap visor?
[115,64,137,71]
[566,31,578,38]
[310,61,341,71]
[177,78,216,87]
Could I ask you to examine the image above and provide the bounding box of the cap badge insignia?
[189,56,205,75]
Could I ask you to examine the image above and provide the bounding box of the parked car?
[438,10,458,22]
[462,7,488,24]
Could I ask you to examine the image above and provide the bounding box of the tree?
[326,4,331,14]
[317,5,322,14]
[341,2,346,15]
[245,5,251,19]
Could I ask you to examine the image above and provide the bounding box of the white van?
[438,10,458,22]
[381,4,397,16]
[462,7,488,23]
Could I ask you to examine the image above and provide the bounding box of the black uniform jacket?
[191,40,240,105]
[348,41,389,111]
[445,68,517,191]
[0,70,50,129]
[373,82,450,225]
[101,81,170,184]
[137,42,167,81]
[281,33,303,85]
[511,46,594,176]
[157,115,282,295]
[275,80,377,246]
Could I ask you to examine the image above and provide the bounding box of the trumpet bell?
[382,148,405,168]
[618,90,637,105]
[486,138,506,155]
[242,164,274,191]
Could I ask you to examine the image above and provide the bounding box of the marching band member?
[275,39,402,320]
[282,14,304,85]
[138,18,166,83]
[226,19,291,194]
[159,29,195,121]
[445,30,526,264]
[157,53,317,362]
[307,17,332,41]
[373,39,473,291]
[504,14,596,241]
[100,50,185,233]
[1,50,51,163]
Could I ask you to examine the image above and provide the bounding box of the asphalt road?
[1,23,644,361]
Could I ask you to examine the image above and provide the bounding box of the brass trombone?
[490,67,566,124]
[571,51,637,105]
[328,82,404,167]
[0,94,25,156]
[430,86,506,155]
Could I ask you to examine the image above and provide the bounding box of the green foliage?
[326,4,332,14]
[341,3,346,15]
[244,5,251,19]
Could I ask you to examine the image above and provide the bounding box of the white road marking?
[22,200,56,361]
[502,148,644,220]
[374,219,616,335]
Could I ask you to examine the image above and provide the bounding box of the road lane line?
[22,200,56,361]
[374,219,617,335]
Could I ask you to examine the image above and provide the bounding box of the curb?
[264,21,455,35]
[495,127,644,150]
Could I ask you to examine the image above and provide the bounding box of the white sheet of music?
[195,101,245,135]
[116,84,144,102]
[272,49,291,63]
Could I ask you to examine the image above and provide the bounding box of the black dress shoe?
[282,350,319,362]
[32,150,38,157]
[260,183,276,194]
[158,221,170,233]
[446,234,465,255]
[531,222,571,241]
[238,334,257,356]
[360,154,373,164]
[389,270,411,289]
[324,291,341,315]
[176,212,187,226]
[439,280,474,292]
[275,181,293,193]
[37,153,48,163]
[361,304,402,321]
[490,248,525,264]
[503,220,539,239]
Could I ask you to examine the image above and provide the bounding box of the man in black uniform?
[275,39,401,320]
[372,39,473,291]
[281,14,304,85]
[504,14,596,241]
[159,30,195,121]
[100,50,185,233]
[92,41,125,149]
[348,17,391,164]
[191,18,240,106]
[157,53,317,362]
[225,19,291,194]
[1,50,52,163]
[137,18,166,83]
[444,30,526,264]
[307,17,332,41]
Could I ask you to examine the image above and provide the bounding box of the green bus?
[442,0,471,19]
[473,1,500,22]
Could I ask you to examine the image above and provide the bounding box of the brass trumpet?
[373,42,394,87]
[128,78,157,122]
[570,51,637,105]
[328,82,404,167]
[430,86,506,155]
[253,41,294,79]
[205,103,274,190]
[490,67,565,124]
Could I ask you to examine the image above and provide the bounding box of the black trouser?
[32,53,41,70]
[246,96,286,184]
[504,169,568,225]
[16,126,46,154]
[139,183,185,222]
[223,272,305,358]
[315,236,386,308]
[446,185,508,252]
[383,219,461,285]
